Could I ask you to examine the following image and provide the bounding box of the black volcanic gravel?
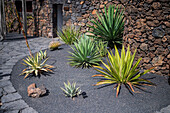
[11,44,170,113]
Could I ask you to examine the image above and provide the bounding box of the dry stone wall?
[5,0,169,76]
[31,0,53,37]
[63,0,170,76]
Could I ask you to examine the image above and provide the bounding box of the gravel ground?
[11,44,170,113]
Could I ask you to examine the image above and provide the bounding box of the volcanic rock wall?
[5,0,169,76]
[63,0,170,76]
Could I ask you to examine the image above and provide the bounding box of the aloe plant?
[88,5,125,48]
[61,81,81,99]
[68,35,101,68]
[92,45,155,97]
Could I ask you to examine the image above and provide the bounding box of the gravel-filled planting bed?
[11,45,170,113]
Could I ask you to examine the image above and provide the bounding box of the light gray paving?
[0,37,60,112]
[21,107,38,113]
[3,85,16,93]
[1,99,28,110]
[4,109,19,113]
[1,93,22,103]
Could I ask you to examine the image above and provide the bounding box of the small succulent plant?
[49,41,61,50]
[60,81,81,99]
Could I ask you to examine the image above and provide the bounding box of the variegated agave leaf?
[92,45,155,97]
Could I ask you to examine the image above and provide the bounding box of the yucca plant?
[68,35,101,68]
[96,40,108,57]
[92,45,155,97]
[20,52,54,79]
[48,41,61,50]
[60,81,81,99]
[88,5,125,48]
[57,26,81,45]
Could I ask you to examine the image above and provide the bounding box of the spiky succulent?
[92,45,155,97]
[49,41,61,50]
[68,35,101,68]
[96,40,108,57]
[88,5,125,48]
[57,26,81,45]
[60,81,81,99]
[20,52,54,79]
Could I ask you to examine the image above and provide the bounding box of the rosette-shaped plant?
[61,81,81,99]
[92,45,155,97]
[88,5,125,48]
[68,35,101,68]
[20,52,54,79]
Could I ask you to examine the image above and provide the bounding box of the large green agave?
[68,35,101,68]
[88,5,125,48]
[92,45,155,97]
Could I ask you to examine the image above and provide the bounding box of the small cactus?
[60,81,81,99]
[49,41,61,50]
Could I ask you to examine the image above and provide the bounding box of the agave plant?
[68,35,101,68]
[57,26,81,45]
[96,40,108,57]
[60,81,81,99]
[88,5,125,48]
[20,52,54,79]
[92,45,155,97]
[48,41,61,50]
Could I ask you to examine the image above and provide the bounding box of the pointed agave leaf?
[61,81,81,98]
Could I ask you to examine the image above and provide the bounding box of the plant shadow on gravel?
[94,76,156,96]
[168,76,170,85]
[25,71,54,79]
[81,92,88,99]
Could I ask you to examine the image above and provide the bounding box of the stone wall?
[63,0,170,76]
[5,0,169,76]
[31,0,52,37]
[4,0,53,37]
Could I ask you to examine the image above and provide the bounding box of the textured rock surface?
[27,83,47,98]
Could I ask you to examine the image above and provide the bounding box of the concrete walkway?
[0,37,169,113]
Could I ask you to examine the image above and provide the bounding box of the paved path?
[0,37,169,113]
[0,37,58,113]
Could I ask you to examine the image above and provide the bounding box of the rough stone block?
[1,100,28,110]
[0,80,12,88]
[21,107,38,113]
[1,93,22,103]
[3,85,16,94]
